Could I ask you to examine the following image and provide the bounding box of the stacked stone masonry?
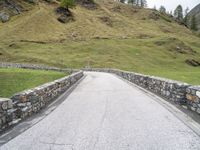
[186,86,200,114]
[0,62,79,73]
[84,68,200,115]
[0,71,83,131]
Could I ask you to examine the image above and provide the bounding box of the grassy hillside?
[0,68,66,97]
[0,0,200,84]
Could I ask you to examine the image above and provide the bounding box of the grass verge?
[0,68,67,97]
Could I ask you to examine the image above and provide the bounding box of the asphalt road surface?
[1,72,200,150]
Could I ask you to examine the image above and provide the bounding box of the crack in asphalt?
[92,97,109,150]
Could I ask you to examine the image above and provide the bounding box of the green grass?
[0,68,66,97]
[1,38,199,85]
[0,0,200,85]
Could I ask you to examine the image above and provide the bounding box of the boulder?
[56,7,71,16]
[0,12,10,23]
[57,15,73,23]
[56,7,73,23]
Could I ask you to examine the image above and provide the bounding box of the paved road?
[1,72,200,150]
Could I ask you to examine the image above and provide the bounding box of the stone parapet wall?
[0,98,14,130]
[83,68,200,115]
[0,71,83,131]
[0,62,78,73]
[186,86,200,114]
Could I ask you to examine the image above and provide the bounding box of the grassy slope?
[0,68,66,97]
[0,0,200,84]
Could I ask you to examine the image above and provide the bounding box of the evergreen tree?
[191,15,197,31]
[134,0,147,7]
[183,7,189,24]
[174,5,183,21]
[61,0,76,10]
[135,0,140,6]
[159,6,166,14]
[140,0,147,8]
[128,0,136,6]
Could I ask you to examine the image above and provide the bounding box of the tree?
[133,0,147,8]
[60,0,76,10]
[184,7,189,16]
[191,15,197,31]
[140,0,147,8]
[159,6,166,14]
[174,5,183,21]
[128,0,136,6]
[183,7,189,24]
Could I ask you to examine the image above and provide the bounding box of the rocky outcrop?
[56,7,74,23]
[185,59,200,67]
[0,0,36,23]
[0,12,10,22]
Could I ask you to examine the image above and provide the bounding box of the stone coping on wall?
[83,68,200,115]
[0,71,84,132]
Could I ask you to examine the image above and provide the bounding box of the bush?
[60,0,76,10]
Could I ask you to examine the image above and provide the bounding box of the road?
[1,72,200,150]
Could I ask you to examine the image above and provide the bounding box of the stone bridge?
[0,69,200,150]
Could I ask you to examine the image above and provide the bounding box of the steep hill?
[0,0,200,84]
[187,3,200,31]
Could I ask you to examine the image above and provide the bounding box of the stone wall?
[186,86,200,114]
[0,62,78,73]
[0,71,83,131]
[84,68,200,115]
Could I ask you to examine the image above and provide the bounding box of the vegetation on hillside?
[0,0,199,84]
[60,0,76,10]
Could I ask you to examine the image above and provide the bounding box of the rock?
[76,0,97,9]
[56,7,73,23]
[0,98,13,112]
[56,7,71,16]
[26,0,39,4]
[0,12,10,23]
[57,15,73,23]
[185,59,200,67]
